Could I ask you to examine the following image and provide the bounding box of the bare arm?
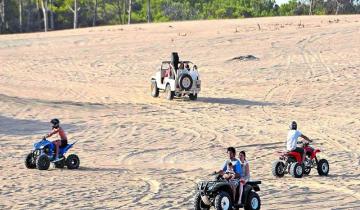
[234,172,240,179]
[245,164,250,179]
[218,170,225,176]
[46,128,59,138]
[301,134,312,142]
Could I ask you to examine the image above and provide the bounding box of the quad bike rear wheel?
[194,192,210,210]
[317,159,329,176]
[272,160,285,177]
[214,191,232,210]
[151,81,159,97]
[245,191,261,210]
[290,162,304,178]
[66,154,80,169]
[36,154,50,170]
[25,153,36,169]
[303,158,312,175]
[55,155,65,168]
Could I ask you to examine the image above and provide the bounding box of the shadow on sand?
[198,97,274,106]
[78,166,129,173]
[0,115,78,136]
[0,93,105,108]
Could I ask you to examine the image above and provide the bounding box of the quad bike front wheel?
[194,192,210,210]
[214,191,232,210]
[290,162,304,178]
[272,160,285,177]
[66,154,80,169]
[36,154,50,170]
[25,153,36,169]
[151,81,159,97]
[317,159,329,176]
[245,191,261,210]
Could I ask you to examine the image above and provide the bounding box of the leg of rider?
[300,148,305,163]
[55,140,60,159]
[238,182,243,205]
[230,183,236,201]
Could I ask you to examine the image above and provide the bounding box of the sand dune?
[0,15,359,209]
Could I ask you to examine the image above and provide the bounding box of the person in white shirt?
[189,65,199,81]
[287,121,311,162]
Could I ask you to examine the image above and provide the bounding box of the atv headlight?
[34,149,40,156]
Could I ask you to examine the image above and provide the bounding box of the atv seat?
[247,181,261,186]
[59,142,76,154]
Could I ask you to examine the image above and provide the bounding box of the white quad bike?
[151,52,201,100]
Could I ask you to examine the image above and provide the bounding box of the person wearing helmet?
[44,119,68,161]
[287,121,311,163]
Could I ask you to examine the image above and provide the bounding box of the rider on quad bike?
[287,121,311,163]
[44,118,67,162]
[194,147,261,210]
[216,147,243,208]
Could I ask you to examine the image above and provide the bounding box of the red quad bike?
[272,140,329,178]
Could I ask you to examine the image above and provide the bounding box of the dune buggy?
[151,52,201,100]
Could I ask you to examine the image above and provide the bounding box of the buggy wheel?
[55,155,65,168]
[25,153,36,169]
[151,81,159,97]
[165,84,174,100]
[317,159,329,176]
[179,74,193,91]
[194,192,210,210]
[66,154,80,169]
[244,191,261,210]
[271,160,285,177]
[36,154,50,170]
[290,162,304,178]
[189,93,198,101]
[214,191,232,210]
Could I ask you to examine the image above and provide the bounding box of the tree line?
[0,0,359,34]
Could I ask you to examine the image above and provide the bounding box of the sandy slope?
[0,15,359,209]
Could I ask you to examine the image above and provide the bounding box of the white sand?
[0,15,359,209]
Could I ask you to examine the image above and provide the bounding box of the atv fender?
[213,183,233,199]
[241,184,253,204]
[311,149,321,159]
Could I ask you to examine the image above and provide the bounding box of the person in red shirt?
[44,118,68,161]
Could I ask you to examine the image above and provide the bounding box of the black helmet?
[290,121,297,130]
[50,118,60,128]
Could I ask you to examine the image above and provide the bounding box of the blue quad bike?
[25,138,80,170]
